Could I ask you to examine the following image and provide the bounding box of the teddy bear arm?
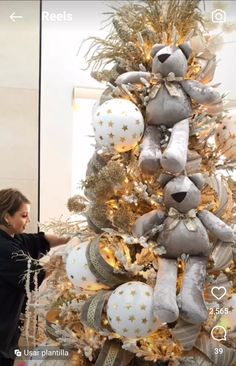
[180,80,221,105]
[197,210,234,242]
[133,210,166,238]
[116,71,151,85]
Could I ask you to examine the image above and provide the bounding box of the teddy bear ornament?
[133,173,234,324]
[116,42,221,175]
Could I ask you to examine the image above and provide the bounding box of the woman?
[0,188,69,366]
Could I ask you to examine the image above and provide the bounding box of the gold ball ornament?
[92,98,144,152]
[107,281,160,338]
[66,239,107,291]
[215,109,236,159]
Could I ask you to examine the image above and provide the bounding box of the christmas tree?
[27,1,236,365]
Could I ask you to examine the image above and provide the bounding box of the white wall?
[0,0,40,232]
[40,1,108,223]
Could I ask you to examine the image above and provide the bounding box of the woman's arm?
[44,234,70,248]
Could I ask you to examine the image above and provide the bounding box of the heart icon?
[211,286,227,300]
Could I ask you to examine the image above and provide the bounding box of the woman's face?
[6,203,31,235]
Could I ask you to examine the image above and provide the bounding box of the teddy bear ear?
[178,41,192,59]
[189,173,205,190]
[151,44,165,58]
[157,173,174,187]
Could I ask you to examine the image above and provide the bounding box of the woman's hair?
[0,188,30,225]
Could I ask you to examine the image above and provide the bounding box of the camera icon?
[212,9,226,23]
[14,349,22,357]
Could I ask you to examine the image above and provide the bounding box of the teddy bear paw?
[161,151,186,174]
[179,296,208,324]
[153,302,179,323]
[139,155,160,175]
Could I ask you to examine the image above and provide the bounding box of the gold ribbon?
[167,207,197,232]
[81,290,111,332]
[95,340,134,366]
[149,72,184,98]
[86,236,130,287]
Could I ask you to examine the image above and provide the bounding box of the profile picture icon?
[212,9,226,23]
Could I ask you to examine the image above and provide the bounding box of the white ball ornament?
[107,281,160,338]
[215,109,236,159]
[92,98,144,152]
[66,241,107,290]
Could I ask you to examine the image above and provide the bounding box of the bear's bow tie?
[167,207,197,232]
[149,72,184,98]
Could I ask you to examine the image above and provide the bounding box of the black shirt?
[0,229,50,357]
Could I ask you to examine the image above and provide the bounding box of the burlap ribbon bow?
[167,207,197,232]
[149,72,184,98]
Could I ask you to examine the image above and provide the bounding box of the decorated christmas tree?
[27,1,236,365]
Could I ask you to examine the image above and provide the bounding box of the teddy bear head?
[159,173,205,213]
[151,42,192,77]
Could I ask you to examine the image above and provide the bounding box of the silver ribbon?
[167,207,197,232]
[149,72,184,98]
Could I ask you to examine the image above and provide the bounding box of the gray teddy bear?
[116,42,221,175]
[133,173,234,324]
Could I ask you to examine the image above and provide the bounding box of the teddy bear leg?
[139,125,162,175]
[179,257,208,324]
[154,257,179,323]
[161,119,189,174]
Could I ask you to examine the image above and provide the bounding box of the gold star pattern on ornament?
[129,315,136,322]
[122,124,128,131]
[116,316,121,322]
[96,112,100,116]
[148,328,152,333]
[108,121,114,127]
[142,318,147,324]
[131,290,136,296]
[123,328,128,333]
[112,304,118,310]
[107,109,112,114]
[126,304,132,310]
[120,136,126,143]
[132,133,137,139]
[81,276,87,281]
[118,291,124,295]
[140,304,146,310]
[135,328,141,335]
[99,120,103,126]
[108,133,114,139]
[145,291,151,297]
[110,142,115,147]
[136,120,140,125]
